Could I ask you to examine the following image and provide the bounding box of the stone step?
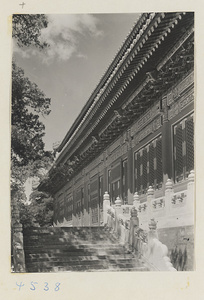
[25,264,148,273]
[23,243,124,251]
[25,261,145,273]
[24,238,117,246]
[23,226,149,272]
[25,253,135,262]
[23,228,114,235]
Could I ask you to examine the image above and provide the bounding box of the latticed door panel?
[174,124,183,181]
[57,193,64,223]
[149,144,155,186]
[134,136,162,193]
[99,176,104,208]
[90,196,99,224]
[90,177,99,225]
[142,148,148,190]
[122,159,128,203]
[186,117,194,173]
[173,114,194,182]
[156,138,163,187]
[135,152,141,193]
[65,193,73,221]
[112,180,120,203]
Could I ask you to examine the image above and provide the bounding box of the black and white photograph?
[10,12,194,274]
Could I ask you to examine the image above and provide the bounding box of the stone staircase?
[23,227,149,272]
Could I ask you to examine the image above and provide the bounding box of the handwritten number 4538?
[16,282,61,291]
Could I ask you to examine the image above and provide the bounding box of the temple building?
[39,12,194,234]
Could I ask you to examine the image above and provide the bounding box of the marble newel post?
[115,197,122,234]
[165,178,173,217]
[115,197,122,215]
[103,192,110,225]
[133,192,140,210]
[147,186,154,220]
[187,170,195,213]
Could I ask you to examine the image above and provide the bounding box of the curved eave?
[57,13,153,152]
[55,12,193,163]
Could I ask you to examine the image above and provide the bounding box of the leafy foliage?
[19,191,54,228]
[11,14,54,227]
[12,62,51,164]
[12,14,49,49]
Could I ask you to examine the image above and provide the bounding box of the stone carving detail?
[171,192,187,207]
[138,203,147,213]
[152,198,165,210]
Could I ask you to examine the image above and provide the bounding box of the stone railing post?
[147,186,154,220]
[115,196,122,215]
[133,192,140,210]
[115,197,122,235]
[165,178,173,217]
[128,206,139,252]
[103,192,110,225]
[187,170,194,212]
[146,218,177,271]
[148,218,158,240]
[11,198,26,273]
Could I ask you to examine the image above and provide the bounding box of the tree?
[11,14,54,227]
[19,191,54,228]
[11,62,51,167]
[12,14,49,49]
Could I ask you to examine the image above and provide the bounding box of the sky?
[13,13,140,151]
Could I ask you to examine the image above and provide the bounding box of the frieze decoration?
[85,153,103,175]
[106,143,128,165]
[167,71,194,107]
[134,115,162,145]
[90,166,99,179]
[109,135,125,154]
[130,101,160,137]
[168,91,194,120]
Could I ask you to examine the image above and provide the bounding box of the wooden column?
[161,96,172,182]
[103,151,108,192]
[127,130,133,204]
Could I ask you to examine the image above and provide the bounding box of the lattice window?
[81,187,84,214]
[134,152,141,193]
[149,144,155,186]
[112,179,120,203]
[91,207,99,224]
[99,176,103,208]
[186,117,194,173]
[174,124,184,181]
[87,184,90,213]
[142,149,148,190]
[156,138,163,187]
[111,164,121,181]
[58,193,64,223]
[108,169,111,194]
[173,114,194,182]
[134,136,162,193]
[122,159,128,203]
[67,193,73,221]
